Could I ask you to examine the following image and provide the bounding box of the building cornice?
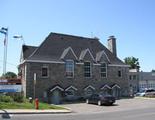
[20,59,130,68]
[108,64,130,67]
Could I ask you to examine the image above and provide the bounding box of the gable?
[50,85,64,92]
[111,84,121,89]
[84,85,95,91]
[60,47,78,60]
[65,86,78,91]
[79,49,95,62]
[96,50,110,63]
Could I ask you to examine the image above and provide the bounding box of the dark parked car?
[86,93,116,106]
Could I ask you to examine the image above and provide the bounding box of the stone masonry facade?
[19,33,130,104]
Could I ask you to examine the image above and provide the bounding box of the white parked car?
[135,89,155,97]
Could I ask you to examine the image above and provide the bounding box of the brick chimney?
[108,36,117,57]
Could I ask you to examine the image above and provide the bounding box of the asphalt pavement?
[61,97,155,113]
[5,107,155,120]
[1,97,155,115]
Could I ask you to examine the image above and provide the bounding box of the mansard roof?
[22,32,126,65]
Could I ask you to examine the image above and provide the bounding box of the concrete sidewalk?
[0,109,72,114]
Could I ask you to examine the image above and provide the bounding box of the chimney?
[108,36,117,57]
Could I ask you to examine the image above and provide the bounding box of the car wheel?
[86,99,89,104]
[109,103,113,106]
[98,100,102,106]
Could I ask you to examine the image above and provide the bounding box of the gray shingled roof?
[22,45,37,60]
[22,32,126,65]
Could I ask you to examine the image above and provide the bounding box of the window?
[84,62,91,78]
[85,88,93,96]
[100,63,107,78]
[65,60,74,78]
[133,75,137,80]
[118,70,122,77]
[42,66,48,77]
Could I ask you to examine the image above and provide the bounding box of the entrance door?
[51,90,61,104]
[112,87,120,99]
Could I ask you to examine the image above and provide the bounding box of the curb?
[0,110,72,114]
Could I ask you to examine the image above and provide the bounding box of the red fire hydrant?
[35,98,39,109]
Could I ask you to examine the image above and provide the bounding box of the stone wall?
[23,61,130,101]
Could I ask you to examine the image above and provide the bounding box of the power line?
[0,60,17,67]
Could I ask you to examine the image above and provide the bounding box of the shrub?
[0,95,14,102]
[12,93,25,103]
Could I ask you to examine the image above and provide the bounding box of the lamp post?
[13,35,25,45]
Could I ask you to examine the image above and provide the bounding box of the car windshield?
[99,94,112,97]
[140,89,155,93]
[146,89,155,92]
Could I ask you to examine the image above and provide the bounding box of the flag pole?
[3,28,8,75]
[0,27,8,76]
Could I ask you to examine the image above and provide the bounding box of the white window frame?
[100,63,107,78]
[65,60,74,78]
[84,61,92,78]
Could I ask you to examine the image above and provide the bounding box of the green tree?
[2,72,17,78]
[151,69,155,72]
[124,56,140,70]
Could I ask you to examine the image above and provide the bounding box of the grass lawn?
[0,102,65,110]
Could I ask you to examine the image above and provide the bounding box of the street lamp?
[13,35,25,45]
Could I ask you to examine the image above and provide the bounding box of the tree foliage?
[151,69,155,72]
[124,56,140,69]
[2,71,17,78]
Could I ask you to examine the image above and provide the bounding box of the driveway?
[61,97,155,114]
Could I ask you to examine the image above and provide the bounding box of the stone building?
[19,32,130,104]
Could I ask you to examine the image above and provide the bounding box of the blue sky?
[0,0,155,75]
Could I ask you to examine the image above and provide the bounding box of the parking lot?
[61,97,155,114]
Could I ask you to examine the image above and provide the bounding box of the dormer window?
[65,60,74,78]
